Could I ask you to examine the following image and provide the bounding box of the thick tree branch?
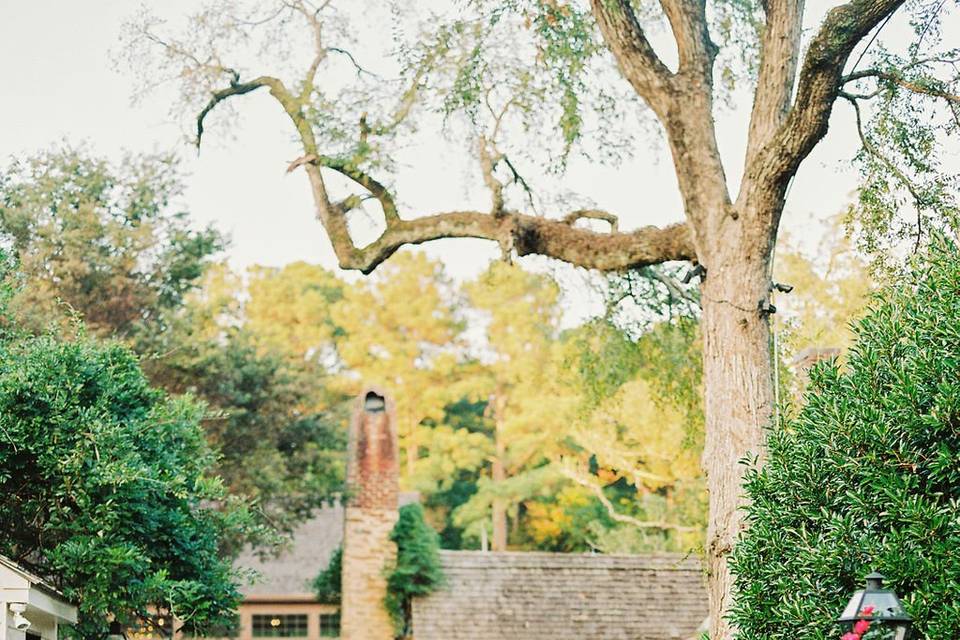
[739,0,906,217]
[563,209,619,232]
[592,0,729,242]
[659,0,717,79]
[189,23,694,277]
[318,205,694,275]
[590,0,674,113]
[744,0,805,157]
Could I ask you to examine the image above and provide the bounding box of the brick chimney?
[341,389,399,640]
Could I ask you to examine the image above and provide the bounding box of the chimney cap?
[363,391,386,413]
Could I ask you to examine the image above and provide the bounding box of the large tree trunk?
[698,236,776,639]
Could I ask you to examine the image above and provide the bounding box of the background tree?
[0,251,256,639]
[0,147,223,338]
[773,216,875,359]
[0,148,347,539]
[330,252,466,478]
[127,3,959,632]
[460,262,570,550]
[731,237,960,640]
[557,290,707,553]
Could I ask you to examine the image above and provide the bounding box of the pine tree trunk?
[491,393,508,552]
[699,251,775,640]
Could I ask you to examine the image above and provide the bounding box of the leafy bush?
[313,546,343,605]
[0,252,256,638]
[385,504,444,638]
[731,237,960,639]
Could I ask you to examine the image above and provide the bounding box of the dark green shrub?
[0,251,256,639]
[313,545,343,604]
[385,503,444,638]
[731,237,960,639]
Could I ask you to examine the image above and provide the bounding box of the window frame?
[251,614,309,638]
[318,611,341,638]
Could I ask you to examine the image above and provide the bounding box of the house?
[231,492,420,640]
[0,556,77,640]
[232,505,344,640]
[225,389,707,640]
[231,509,707,640]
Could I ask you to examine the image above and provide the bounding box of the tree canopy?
[0,251,255,639]
[0,148,224,338]
[0,148,347,539]
[123,2,960,634]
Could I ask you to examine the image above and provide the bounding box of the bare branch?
[842,94,934,252]
[500,155,536,211]
[563,209,619,232]
[286,153,318,174]
[842,68,960,103]
[328,47,379,78]
[646,267,700,306]
[560,465,697,532]
[479,136,505,216]
[317,155,399,222]
[289,0,326,101]
[196,77,272,148]
[841,94,931,206]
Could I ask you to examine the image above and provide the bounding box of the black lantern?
[107,621,127,640]
[838,572,913,639]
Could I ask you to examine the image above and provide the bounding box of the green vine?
[385,504,445,638]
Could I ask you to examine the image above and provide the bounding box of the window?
[319,612,341,638]
[251,615,308,637]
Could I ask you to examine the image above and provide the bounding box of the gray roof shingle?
[235,493,420,600]
[412,550,707,640]
[235,504,345,600]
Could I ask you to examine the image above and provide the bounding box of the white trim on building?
[0,556,77,640]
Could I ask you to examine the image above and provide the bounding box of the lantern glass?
[839,590,908,621]
[838,573,912,640]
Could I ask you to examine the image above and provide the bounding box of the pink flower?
[861,605,875,616]
[841,633,860,640]
[854,619,871,635]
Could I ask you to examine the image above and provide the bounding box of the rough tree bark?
[490,392,508,552]
[181,0,909,637]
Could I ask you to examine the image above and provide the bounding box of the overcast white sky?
[0,1,949,304]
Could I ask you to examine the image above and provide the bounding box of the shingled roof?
[235,493,420,601]
[411,550,707,640]
[235,503,345,601]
